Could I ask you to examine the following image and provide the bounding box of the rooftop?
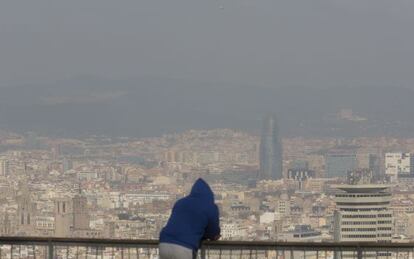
[333,184,390,193]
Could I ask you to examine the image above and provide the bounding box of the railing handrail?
[0,237,412,250]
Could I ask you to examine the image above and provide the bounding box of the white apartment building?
[334,185,393,243]
[385,152,412,182]
[221,223,246,240]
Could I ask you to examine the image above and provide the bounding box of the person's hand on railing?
[210,235,221,241]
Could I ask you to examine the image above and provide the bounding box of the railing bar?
[48,242,53,259]
[8,239,414,249]
[7,241,414,259]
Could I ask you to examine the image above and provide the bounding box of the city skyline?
[1,0,414,256]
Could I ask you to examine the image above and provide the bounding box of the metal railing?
[0,237,413,258]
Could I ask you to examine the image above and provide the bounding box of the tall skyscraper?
[259,114,283,180]
[369,154,382,181]
[325,149,357,178]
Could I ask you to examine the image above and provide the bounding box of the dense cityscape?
[0,112,413,246]
[2,0,414,257]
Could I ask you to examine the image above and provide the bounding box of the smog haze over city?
[1,0,414,256]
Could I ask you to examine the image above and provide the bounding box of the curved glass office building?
[259,115,283,180]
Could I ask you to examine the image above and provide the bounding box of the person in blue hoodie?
[159,178,220,259]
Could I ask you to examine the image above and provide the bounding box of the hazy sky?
[1,0,414,87]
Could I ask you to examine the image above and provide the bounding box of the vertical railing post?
[200,246,206,259]
[47,242,53,259]
[357,246,363,259]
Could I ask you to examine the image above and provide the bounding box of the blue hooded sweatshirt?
[159,178,220,251]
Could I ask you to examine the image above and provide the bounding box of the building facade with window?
[334,185,393,243]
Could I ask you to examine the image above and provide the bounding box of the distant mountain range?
[0,77,413,138]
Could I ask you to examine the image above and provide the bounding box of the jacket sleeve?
[204,204,221,240]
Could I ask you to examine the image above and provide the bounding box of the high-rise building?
[385,152,413,182]
[333,184,393,243]
[0,159,9,176]
[290,160,309,170]
[259,115,283,180]
[325,150,357,178]
[62,158,73,172]
[369,154,382,181]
